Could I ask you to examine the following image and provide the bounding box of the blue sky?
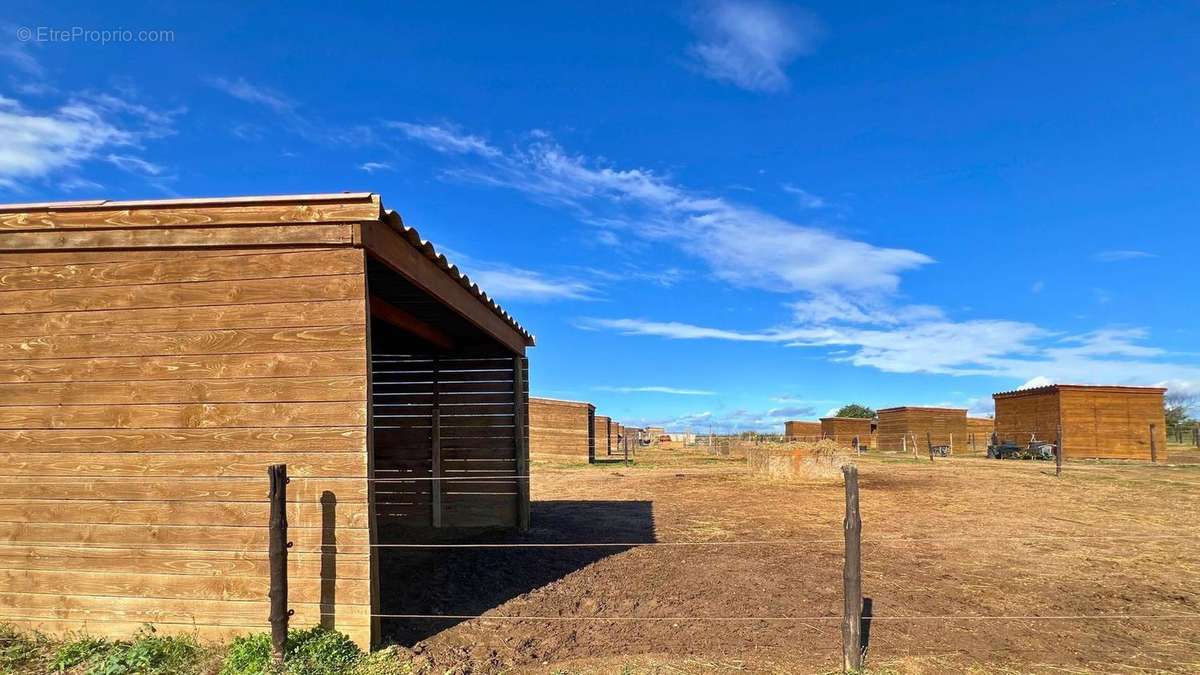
[3,1,1198,431]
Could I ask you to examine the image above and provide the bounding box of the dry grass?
[745,439,852,481]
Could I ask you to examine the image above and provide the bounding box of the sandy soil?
[379,445,1200,674]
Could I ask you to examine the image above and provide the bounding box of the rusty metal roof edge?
[380,208,535,346]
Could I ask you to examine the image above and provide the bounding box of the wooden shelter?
[0,193,536,648]
[608,421,620,454]
[593,414,612,456]
[529,397,595,462]
[992,385,1167,461]
[876,406,968,452]
[820,416,874,448]
[784,420,822,439]
[966,416,994,452]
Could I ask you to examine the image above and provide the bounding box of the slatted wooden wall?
[0,241,374,646]
[528,398,595,462]
[995,388,1166,461]
[965,417,994,453]
[876,408,968,452]
[371,353,520,530]
[993,391,1060,450]
[608,421,620,455]
[784,420,822,439]
[593,415,612,456]
[820,417,873,447]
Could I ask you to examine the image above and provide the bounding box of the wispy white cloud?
[390,123,932,300]
[580,315,1200,389]
[358,161,393,173]
[468,266,594,302]
[685,0,822,93]
[206,76,294,113]
[1094,250,1155,262]
[207,76,374,146]
[596,385,716,396]
[0,93,176,191]
[0,32,44,77]
[106,154,166,176]
[386,122,500,157]
[781,183,826,208]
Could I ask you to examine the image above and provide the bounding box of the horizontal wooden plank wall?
[593,415,611,456]
[608,422,619,455]
[820,417,873,448]
[996,388,1166,461]
[876,408,968,452]
[529,398,595,462]
[0,239,373,646]
[784,420,821,440]
[965,417,994,453]
[993,392,1060,451]
[1059,389,1166,461]
[371,354,519,530]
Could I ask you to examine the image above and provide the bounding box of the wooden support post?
[902,435,907,454]
[926,431,934,463]
[971,433,977,454]
[625,434,631,466]
[267,464,289,667]
[431,357,442,528]
[513,356,530,531]
[1149,423,1157,463]
[842,464,863,673]
[1055,424,1062,478]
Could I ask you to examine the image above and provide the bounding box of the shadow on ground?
[379,499,655,645]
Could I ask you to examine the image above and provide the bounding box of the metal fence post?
[842,464,863,672]
[268,464,290,667]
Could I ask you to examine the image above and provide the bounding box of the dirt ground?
[379,444,1200,674]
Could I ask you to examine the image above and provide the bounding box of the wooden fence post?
[1149,423,1157,463]
[267,464,289,667]
[926,432,934,463]
[1055,424,1062,478]
[842,464,863,673]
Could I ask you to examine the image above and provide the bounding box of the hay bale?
[747,439,851,481]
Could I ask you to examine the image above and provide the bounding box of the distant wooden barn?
[966,416,994,452]
[593,414,612,456]
[0,193,536,647]
[876,406,968,452]
[993,385,1167,461]
[820,416,874,448]
[784,420,822,439]
[529,397,595,462]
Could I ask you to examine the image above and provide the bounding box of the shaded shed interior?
[366,256,528,538]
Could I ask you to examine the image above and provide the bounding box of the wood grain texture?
[529,397,594,460]
[0,427,366,453]
[0,238,373,646]
[0,352,366,384]
[0,248,363,291]
[994,386,1166,461]
[0,273,364,315]
[0,224,356,250]
[875,407,968,452]
[0,199,379,231]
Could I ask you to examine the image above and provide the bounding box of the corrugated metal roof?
[381,209,535,346]
[993,384,1167,398]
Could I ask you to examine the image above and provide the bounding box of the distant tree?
[835,403,876,419]
[1165,392,1198,428]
